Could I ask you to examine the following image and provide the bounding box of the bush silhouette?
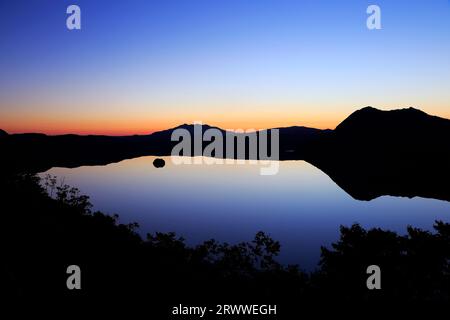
[1,173,449,308]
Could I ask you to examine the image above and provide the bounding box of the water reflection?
[43,156,450,270]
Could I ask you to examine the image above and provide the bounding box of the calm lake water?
[42,156,450,270]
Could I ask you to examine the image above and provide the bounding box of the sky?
[1,0,450,135]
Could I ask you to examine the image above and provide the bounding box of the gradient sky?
[1,0,450,135]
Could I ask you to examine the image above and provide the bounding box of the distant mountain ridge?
[0,121,326,171]
[1,107,450,202]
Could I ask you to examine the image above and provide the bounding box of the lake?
[42,156,450,271]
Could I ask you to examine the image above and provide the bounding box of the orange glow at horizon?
[2,106,450,136]
[1,119,338,136]
[0,112,341,135]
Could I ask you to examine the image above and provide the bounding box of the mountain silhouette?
[307,107,450,201]
[1,107,449,201]
[0,123,325,172]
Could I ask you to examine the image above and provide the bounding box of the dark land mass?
[1,107,450,201]
[2,108,450,311]
[2,173,449,310]
[0,124,328,171]
[306,107,450,202]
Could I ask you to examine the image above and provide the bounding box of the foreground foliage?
[1,173,449,306]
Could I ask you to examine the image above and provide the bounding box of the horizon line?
[1,106,448,136]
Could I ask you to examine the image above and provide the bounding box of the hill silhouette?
[307,107,450,201]
[0,123,326,172]
[1,106,450,201]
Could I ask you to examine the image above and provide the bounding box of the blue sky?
[1,0,450,134]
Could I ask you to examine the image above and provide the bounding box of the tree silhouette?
[1,173,449,309]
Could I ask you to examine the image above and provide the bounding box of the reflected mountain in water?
[1,107,449,202]
[306,107,450,202]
